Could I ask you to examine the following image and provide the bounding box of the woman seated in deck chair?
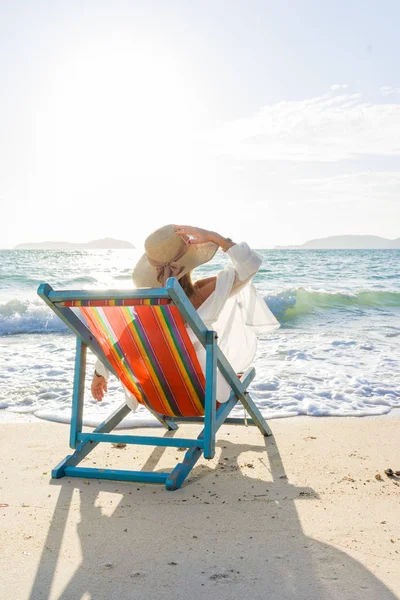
[91,225,280,410]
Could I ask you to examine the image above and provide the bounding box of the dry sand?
[1,417,400,600]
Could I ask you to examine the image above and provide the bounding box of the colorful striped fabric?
[76,304,206,418]
[59,298,171,307]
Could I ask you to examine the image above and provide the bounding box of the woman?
[91,225,280,408]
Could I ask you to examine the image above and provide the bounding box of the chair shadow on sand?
[28,431,397,600]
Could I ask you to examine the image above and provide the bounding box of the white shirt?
[189,242,280,402]
[95,243,280,409]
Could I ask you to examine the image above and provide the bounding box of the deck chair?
[38,278,272,490]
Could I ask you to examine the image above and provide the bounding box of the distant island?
[15,238,135,250]
[275,235,400,250]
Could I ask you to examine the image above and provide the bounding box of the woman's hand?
[174,225,234,251]
[174,225,214,245]
[91,374,108,402]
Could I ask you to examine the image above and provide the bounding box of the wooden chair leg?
[52,403,130,478]
[241,392,272,437]
[165,446,203,490]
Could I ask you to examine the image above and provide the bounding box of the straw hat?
[132,224,218,288]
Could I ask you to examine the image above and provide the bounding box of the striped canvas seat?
[60,298,206,418]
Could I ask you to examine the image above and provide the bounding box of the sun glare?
[34,37,203,193]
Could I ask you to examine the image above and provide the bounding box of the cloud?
[330,84,348,90]
[295,171,400,187]
[380,86,400,97]
[292,171,400,204]
[207,92,400,162]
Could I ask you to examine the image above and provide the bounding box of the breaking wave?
[264,287,400,319]
[1,287,399,336]
[0,299,69,336]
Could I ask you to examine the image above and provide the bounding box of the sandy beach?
[1,416,399,600]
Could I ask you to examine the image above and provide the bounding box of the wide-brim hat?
[132,224,218,288]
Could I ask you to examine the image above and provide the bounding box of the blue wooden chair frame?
[38,278,272,490]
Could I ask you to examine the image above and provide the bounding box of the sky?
[0,0,399,249]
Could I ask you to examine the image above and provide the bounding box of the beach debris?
[375,474,383,481]
[0,504,9,508]
[384,468,394,477]
[104,563,113,568]
[396,471,400,476]
[168,561,178,566]
[340,476,355,483]
[210,573,229,581]
[279,474,287,479]
[22,552,31,556]
[112,443,126,448]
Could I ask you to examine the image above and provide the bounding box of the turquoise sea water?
[0,248,399,424]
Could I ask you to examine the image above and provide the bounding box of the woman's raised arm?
[173,225,235,253]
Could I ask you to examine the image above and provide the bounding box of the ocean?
[0,248,399,426]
